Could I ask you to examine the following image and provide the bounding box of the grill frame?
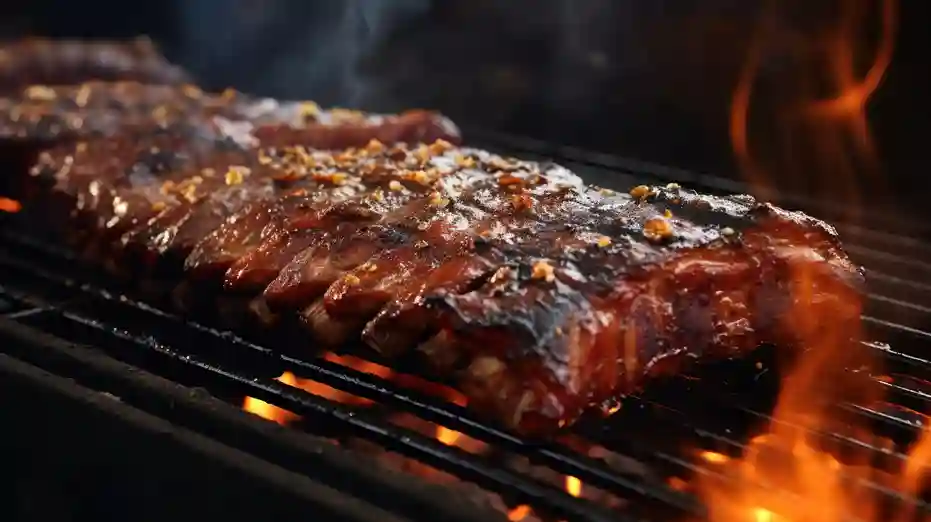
[2,133,931,522]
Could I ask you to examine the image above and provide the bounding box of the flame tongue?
[242,371,301,425]
[699,1,931,520]
[241,353,393,423]
[694,253,909,522]
[730,0,897,222]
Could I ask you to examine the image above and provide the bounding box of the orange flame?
[312,352,392,406]
[436,425,461,446]
[507,505,531,521]
[242,371,300,425]
[701,451,731,465]
[565,476,583,498]
[699,1,931,521]
[434,390,468,447]
[729,0,896,221]
[504,475,583,522]
[697,249,901,521]
[0,197,21,213]
[242,352,394,424]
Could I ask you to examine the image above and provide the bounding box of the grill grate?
[2,136,931,521]
[0,344,420,522]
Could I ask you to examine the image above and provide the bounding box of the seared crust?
[26,133,865,435]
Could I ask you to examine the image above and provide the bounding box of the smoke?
[175,0,643,115]
[177,0,430,108]
[169,1,791,168]
[170,0,924,204]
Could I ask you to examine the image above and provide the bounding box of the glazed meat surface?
[0,38,190,95]
[26,136,865,435]
[1,81,459,146]
[6,82,459,223]
[28,138,459,275]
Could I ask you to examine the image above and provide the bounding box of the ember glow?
[504,475,584,522]
[699,1,931,520]
[242,353,393,423]
[0,197,21,213]
[241,354,592,522]
[565,476,582,498]
[507,505,531,522]
[242,371,300,425]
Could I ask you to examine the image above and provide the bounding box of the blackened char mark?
[24,124,241,250]
[88,135,243,234]
[362,251,501,356]
[282,208,467,345]
[317,197,546,348]
[322,210,482,321]
[77,139,254,270]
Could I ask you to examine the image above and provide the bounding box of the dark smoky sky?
[3,0,930,219]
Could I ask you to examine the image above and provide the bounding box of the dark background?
[2,0,928,223]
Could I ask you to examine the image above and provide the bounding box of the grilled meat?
[1,82,235,145]
[27,124,245,252]
[1,82,458,201]
[0,38,190,95]
[1,81,460,146]
[169,140,480,317]
[217,154,862,434]
[0,82,237,197]
[13,82,460,250]
[28,132,461,279]
[26,133,864,434]
[397,184,863,434]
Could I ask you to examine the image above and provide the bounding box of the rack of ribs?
[26,134,865,435]
[1,81,460,147]
[1,81,460,201]
[0,38,190,95]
